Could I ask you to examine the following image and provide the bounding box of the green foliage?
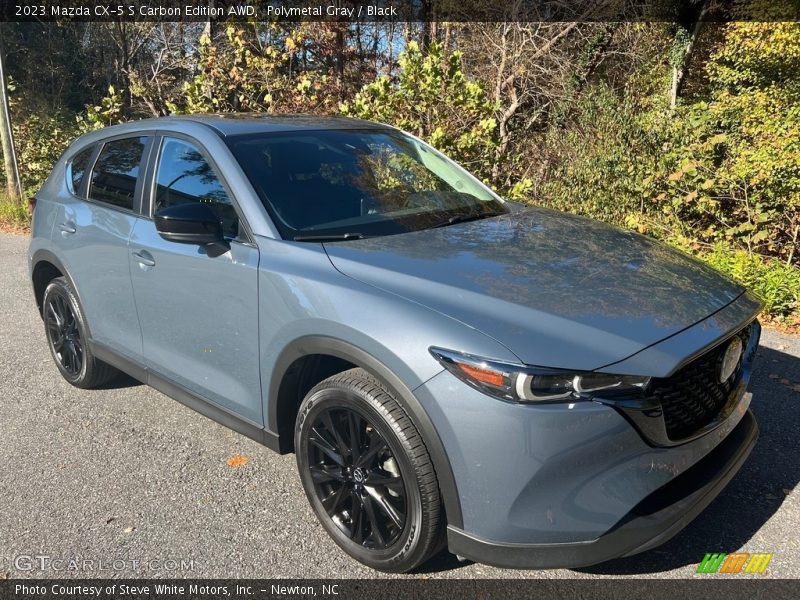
[532,21,800,319]
[4,79,81,195]
[178,26,282,113]
[654,23,800,263]
[708,21,800,88]
[12,112,78,194]
[0,191,30,230]
[699,243,800,319]
[536,80,667,226]
[342,41,499,183]
[173,24,335,115]
[76,86,124,132]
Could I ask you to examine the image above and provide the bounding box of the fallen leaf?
[123,527,135,533]
[780,378,791,385]
[106,517,116,525]
[768,373,779,379]
[226,454,249,468]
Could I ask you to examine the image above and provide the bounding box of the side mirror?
[154,202,224,245]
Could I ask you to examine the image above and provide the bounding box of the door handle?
[58,222,76,235]
[132,251,156,267]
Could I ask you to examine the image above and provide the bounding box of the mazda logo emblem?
[718,337,743,383]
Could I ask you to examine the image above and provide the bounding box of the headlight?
[430,347,650,403]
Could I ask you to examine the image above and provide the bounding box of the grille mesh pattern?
[645,325,751,441]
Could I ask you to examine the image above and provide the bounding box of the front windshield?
[226,128,507,240]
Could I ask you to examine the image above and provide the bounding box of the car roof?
[104,113,397,138]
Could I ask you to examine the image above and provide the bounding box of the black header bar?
[2,0,800,23]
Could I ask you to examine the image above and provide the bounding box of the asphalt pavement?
[0,232,798,579]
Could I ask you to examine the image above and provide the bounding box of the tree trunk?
[203,0,215,40]
[670,7,707,109]
[0,28,21,203]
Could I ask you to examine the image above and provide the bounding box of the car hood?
[323,206,745,371]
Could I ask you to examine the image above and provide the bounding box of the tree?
[342,41,500,186]
[658,22,800,264]
[0,29,21,202]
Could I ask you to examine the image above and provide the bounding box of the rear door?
[128,134,263,424]
[55,135,152,360]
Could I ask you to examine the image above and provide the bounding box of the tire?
[295,368,443,572]
[42,277,118,389]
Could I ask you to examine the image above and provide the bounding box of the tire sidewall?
[296,384,426,572]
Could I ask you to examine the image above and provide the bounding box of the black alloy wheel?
[45,291,83,377]
[307,406,407,549]
[41,277,118,388]
[295,368,443,572]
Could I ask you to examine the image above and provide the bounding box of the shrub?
[654,22,800,263]
[0,191,30,232]
[13,112,79,193]
[535,81,667,225]
[342,41,499,184]
[700,244,800,320]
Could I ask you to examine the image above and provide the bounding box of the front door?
[129,135,262,425]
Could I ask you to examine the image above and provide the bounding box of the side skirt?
[91,341,282,453]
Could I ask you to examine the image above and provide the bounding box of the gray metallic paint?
[129,221,264,424]
[324,206,747,372]
[49,196,143,360]
[28,115,763,563]
[415,365,754,544]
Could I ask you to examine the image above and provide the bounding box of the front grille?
[645,325,752,441]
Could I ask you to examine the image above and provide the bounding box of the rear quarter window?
[66,146,95,196]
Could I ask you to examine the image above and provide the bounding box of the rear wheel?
[42,277,118,388]
[295,368,443,572]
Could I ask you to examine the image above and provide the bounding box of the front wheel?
[295,368,443,572]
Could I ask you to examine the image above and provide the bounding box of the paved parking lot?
[0,232,798,579]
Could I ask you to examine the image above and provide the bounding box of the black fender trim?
[91,341,282,452]
[30,249,85,322]
[268,335,464,529]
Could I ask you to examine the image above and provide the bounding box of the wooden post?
[0,25,22,202]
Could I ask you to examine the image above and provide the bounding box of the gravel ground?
[0,232,798,580]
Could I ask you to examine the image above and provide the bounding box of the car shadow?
[574,343,799,574]
[95,372,143,390]
[414,550,471,574]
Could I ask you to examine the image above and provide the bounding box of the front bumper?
[414,348,758,568]
[446,408,758,568]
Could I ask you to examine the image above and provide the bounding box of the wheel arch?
[31,250,84,327]
[268,335,463,529]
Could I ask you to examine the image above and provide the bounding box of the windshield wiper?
[430,211,505,229]
[293,232,368,242]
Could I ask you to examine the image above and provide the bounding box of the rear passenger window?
[88,137,148,211]
[66,146,94,195]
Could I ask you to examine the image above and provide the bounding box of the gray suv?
[28,115,761,573]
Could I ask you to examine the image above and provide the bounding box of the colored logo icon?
[696,552,773,574]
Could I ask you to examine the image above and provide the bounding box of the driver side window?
[153,137,240,238]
